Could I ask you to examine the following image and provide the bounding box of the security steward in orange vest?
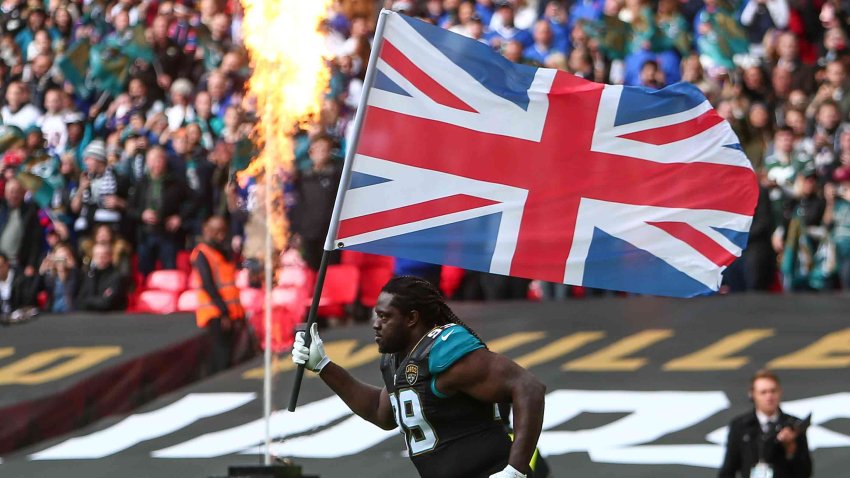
[191,216,246,372]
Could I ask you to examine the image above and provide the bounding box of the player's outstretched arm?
[435,349,546,476]
[292,324,397,430]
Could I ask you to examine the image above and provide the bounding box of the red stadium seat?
[176,250,192,275]
[136,290,179,314]
[145,269,188,292]
[359,265,394,308]
[177,290,199,312]
[440,266,464,298]
[306,264,360,317]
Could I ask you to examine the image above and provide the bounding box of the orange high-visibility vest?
[190,243,245,328]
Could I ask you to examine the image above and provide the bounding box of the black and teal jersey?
[380,323,512,478]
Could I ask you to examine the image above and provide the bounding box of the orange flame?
[239,0,331,249]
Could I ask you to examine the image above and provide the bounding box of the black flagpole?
[287,249,330,411]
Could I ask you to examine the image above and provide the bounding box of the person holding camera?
[719,369,812,478]
[38,242,78,313]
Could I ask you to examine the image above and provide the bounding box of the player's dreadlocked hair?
[381,275,487,347]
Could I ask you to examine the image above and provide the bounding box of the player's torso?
[381,324,511,478]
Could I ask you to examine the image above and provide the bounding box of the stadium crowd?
[0,0,848,320]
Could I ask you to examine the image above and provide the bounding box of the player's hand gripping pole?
[288,250,330,411]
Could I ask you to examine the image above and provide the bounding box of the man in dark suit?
[76,243,127,312]
[719,369,812,478]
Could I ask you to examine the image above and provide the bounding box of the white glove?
[489,465,527,478]
[291,323,330,373]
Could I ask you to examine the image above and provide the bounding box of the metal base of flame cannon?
[210,460,319,478]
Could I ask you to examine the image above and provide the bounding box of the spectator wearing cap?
[64,111,92,165]
[71,140,124,234]
[825,166,850,288]
[127,146,191,277]
[0,178,42,275]
[1,81,41,130]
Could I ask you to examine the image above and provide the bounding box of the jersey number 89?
[389,389,438,455]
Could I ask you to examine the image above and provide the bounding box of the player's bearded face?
[373,292,407,354]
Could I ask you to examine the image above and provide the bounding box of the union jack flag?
[329,11,758,298]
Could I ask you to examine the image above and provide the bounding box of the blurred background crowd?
[0,0,848,321]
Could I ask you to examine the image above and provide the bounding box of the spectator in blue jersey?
[569,0,604,29]
[293,276,546,478]
[523,19,563,65]
[486,2,532,50]
[475,0,496,26]
[540,0,570,52]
